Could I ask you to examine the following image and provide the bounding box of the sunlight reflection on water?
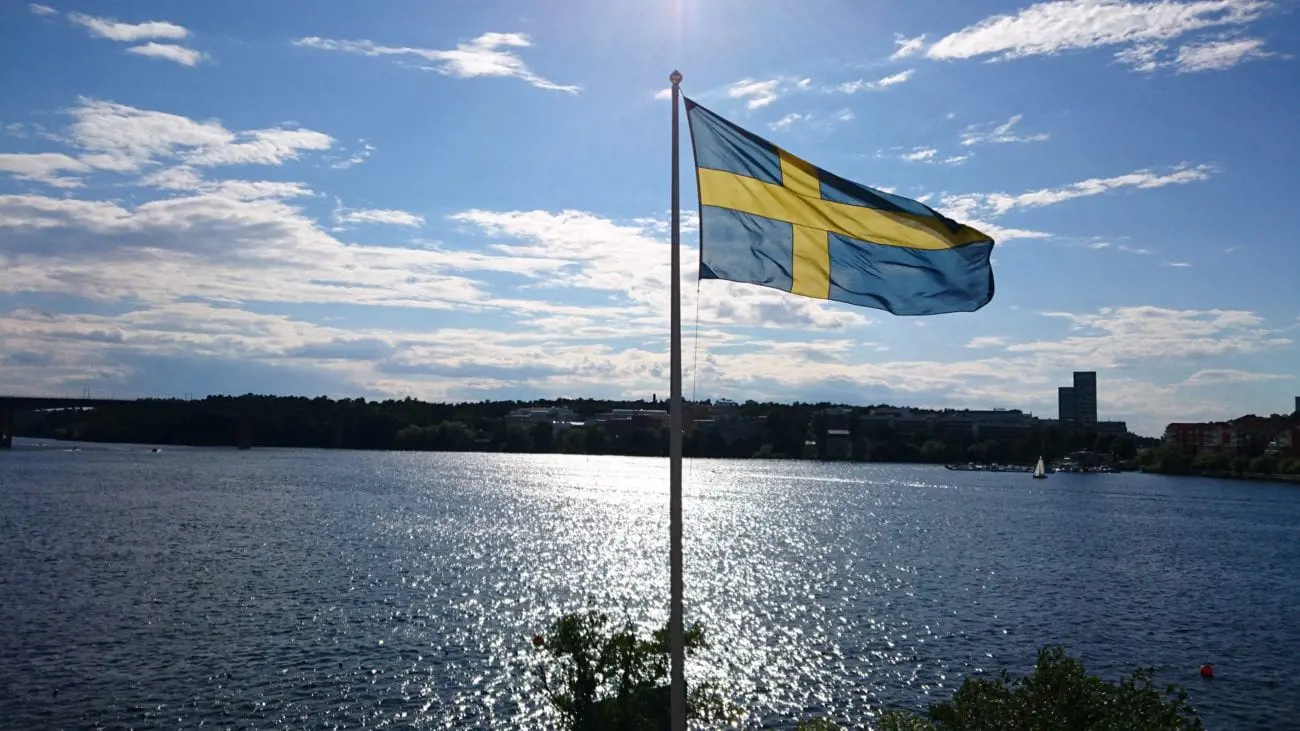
[1,448,1298,729]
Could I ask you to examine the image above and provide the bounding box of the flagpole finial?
[670,70,682,86]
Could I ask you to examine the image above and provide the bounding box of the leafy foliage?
[922,646,1203,730]
[15,393,1148,464]
[533,616,1203,731]
[532,610,735,730]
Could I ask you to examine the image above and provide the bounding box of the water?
[2,442,1298,729]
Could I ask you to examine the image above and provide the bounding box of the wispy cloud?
[727,79,782,109]
[126,42,204,66]
[1081,240,1154,254]
[943,164,1214,218]
[67,99,334,171]
[1015,306,1286,367]
[960,114,1049,146]
[966,336,1010,348]
[293,32,579,93]
[29,3,57,16]
[1182,368,1293,386]
[1165,260,1193,267]
[1174,36,1273,71]
[335,206,425,228]
[837,69,915,93]
[331,142,375,170]
[68,12,189,42]
[921,0,1272,73]
[833,109,855,123]
[63,12,204,66]
[769,112,813,130]
[653,88,673,101]
[892,33,928,59]
[0,153,92,189]
[900,147,938,162]
[942,154,972,165]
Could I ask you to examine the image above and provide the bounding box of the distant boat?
[1032,456,1048,479]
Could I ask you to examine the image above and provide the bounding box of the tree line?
[15,394,1151,464]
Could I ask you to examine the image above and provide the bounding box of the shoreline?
[1140,466,1300,485]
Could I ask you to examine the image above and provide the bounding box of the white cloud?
[892,33,928,59]
[185,128,334,166]
[837,69,915,93]
[1015,306,1283,367]
[1174,36,1272,71]
[68,12,189,42]
[331,142,375,170]
[923,0,1270,66]
[900,147,938,162]
[0,152,91,188]
[126,42,204,66]
[945,164,1213,217]
[654,88,673,101]
[727,79,782,109]
[833,109,855,123]
[942,154,972,165]
[960,114,1050,146]
[962,220,1052,242]
[966,336,1010,348]
[1182,368,1293,386]
[137,166,315,200]
[769,112,812,130]
[293,32,579,93]
[30,4,57,16]
[1115,41,1168,71]
[67,99,333,171]
[335,207,425,227]
[1165,260,1193,267]
[1086,241,1154,254]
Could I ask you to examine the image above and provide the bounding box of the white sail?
[1033,456,1046,478]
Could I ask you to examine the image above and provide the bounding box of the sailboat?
[1032,456,1048,479]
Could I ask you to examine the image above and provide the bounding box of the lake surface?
[2,441,1298,729]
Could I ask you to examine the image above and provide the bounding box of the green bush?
[534,615,1202,730]
[532,610,736,730]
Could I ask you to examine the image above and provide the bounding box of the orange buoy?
[1200,664,1214,679]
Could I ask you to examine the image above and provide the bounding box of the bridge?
[0,396,134,448]
[0,396,256,449]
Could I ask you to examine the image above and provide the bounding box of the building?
[960,409,1035,440]
[1097,421,1129,436]
[1164,422,1237,453]
[1163,412,1296,457]
[1073,371,1098,426]
[1295,396,1299,416]
[1056,371,1098,426]
[1058,387,1076,425]
[824,429,852,459]
[505,405,581,426]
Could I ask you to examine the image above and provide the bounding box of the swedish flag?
[684,98,995,316]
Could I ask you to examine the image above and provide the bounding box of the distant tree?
[920,440,948,463]
[1251,455,1278,476]
[532,420,555,453]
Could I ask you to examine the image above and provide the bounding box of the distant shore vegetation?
[15,394,1155,465]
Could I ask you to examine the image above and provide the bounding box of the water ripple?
[1,449,1297,729]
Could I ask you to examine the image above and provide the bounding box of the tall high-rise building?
[1059,387,1076,424]
[1073,371,1098,426]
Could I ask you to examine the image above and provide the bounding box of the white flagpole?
[668,68,686,731]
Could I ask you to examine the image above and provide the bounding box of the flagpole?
[667,68,686,731]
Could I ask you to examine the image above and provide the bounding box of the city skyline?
[2,0,1299,438]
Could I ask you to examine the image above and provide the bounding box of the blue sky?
[1,0,1297,435]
